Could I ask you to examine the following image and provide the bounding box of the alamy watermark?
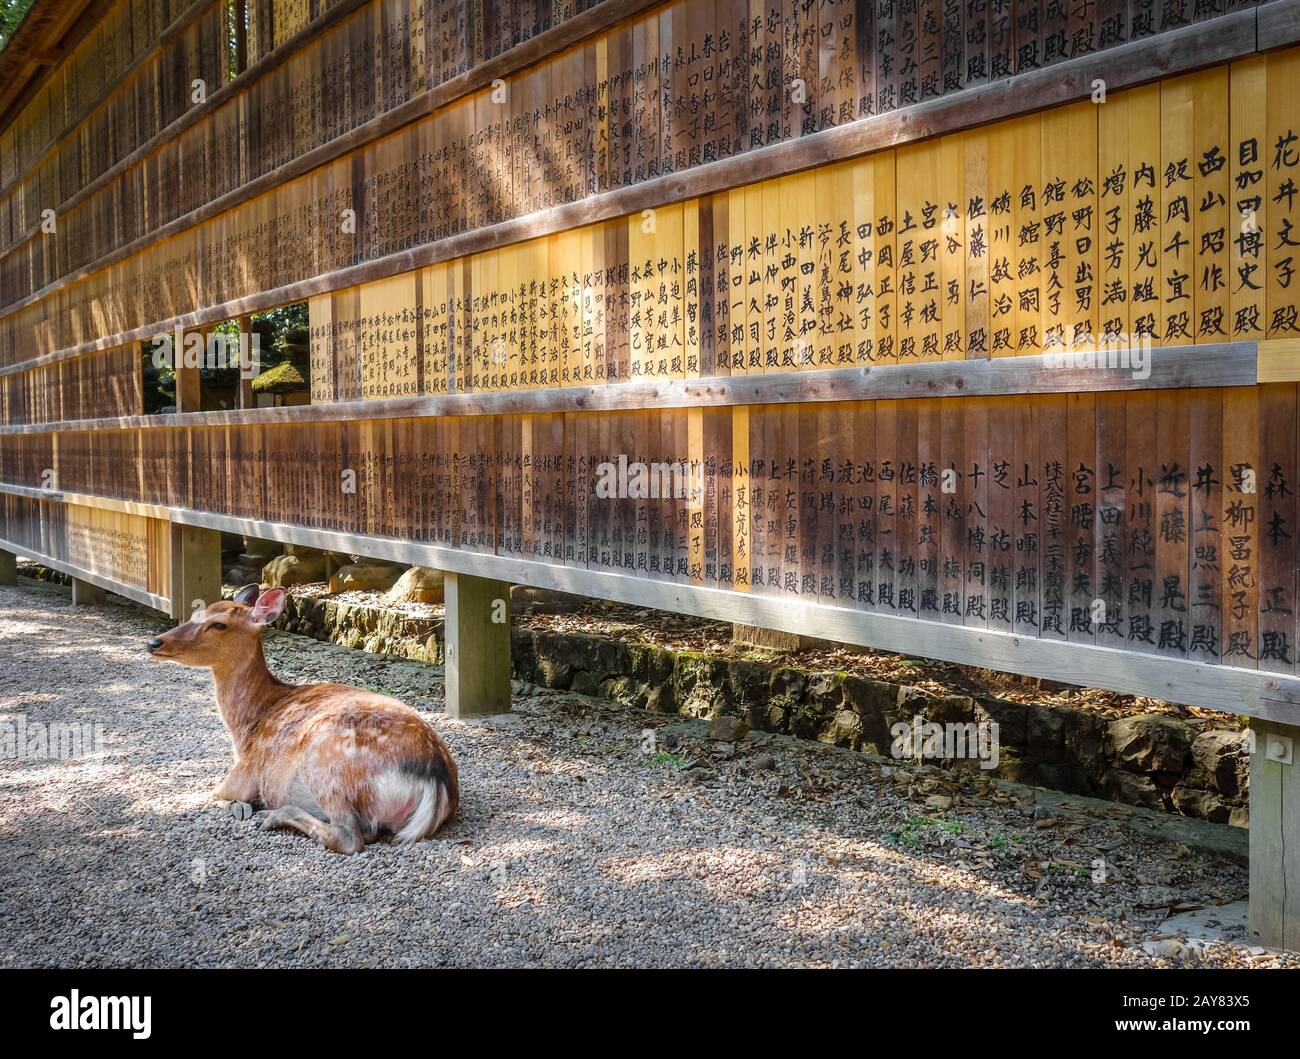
[890,715,1000,770]
[1042,331,1152,380]
[149,327,261,379]
[50,990,151,1039]
[595,455,701,500]
[1,713,106,762]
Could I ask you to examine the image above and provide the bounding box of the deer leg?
[257,805,365,855]
[212,767,260,822]
[212,765,258,803]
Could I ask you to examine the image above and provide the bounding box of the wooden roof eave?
[0,0,104,137]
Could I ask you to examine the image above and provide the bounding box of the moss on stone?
[251,360,307,393]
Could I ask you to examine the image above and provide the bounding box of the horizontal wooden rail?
[0,343,1261,434]
[1260,0,1300,49]
[0,484,171,519]
[4,484,1297,721]
[0,532,170,613]
[0,3,1289,376]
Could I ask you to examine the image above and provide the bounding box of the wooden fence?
[1,0,1299,947]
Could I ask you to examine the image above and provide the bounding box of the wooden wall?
[0,491,169,606]
[3,0,1300,714]
[1,383,1297,681]
[0,0,1269,365]
[298,54,1300,403]
[0,345,139,424]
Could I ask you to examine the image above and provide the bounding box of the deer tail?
[392,755,456,842]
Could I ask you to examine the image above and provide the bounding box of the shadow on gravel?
[0,579,1255,968]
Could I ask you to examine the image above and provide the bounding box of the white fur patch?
[372,769,448,842]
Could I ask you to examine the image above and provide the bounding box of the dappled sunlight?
[0,578,1280,968]
[597,844,792,898]
[0,690,59,708]
[507,807,589,835]
[0,621,64,640]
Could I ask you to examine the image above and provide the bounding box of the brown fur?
[148,588,458,853]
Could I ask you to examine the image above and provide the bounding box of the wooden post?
[733,623,827,653]
[0,548,16,585]
[175,328,201,413]
[236,315,255,409]
[71,578,104,606]
[1249,719,1300,951]
[169,524,222,623]
[443,572,512,718]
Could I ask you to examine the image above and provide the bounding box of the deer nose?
[146,638,164,653]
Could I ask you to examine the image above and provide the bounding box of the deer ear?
[233,583,261,607]
[248,588,287,627]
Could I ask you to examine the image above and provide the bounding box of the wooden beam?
[442,572,513,718]
[1260,0,1300,51]
[0,342,1261,429]
[0,547,15,585]
[0,485,175,521]
[6,497,1293,720]
[233,0,247,74]
[236,315,255,410]
[174,357,201,413]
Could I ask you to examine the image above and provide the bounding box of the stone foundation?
[271,589,445,663]
[511,630,1250,826]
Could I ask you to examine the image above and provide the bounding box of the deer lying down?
[146,584,458,854]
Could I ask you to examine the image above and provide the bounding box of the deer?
[145,583,458,854]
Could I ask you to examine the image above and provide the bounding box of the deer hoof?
[228,801,254,821]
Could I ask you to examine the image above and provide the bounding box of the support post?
[1249,719,1300,951]
[175,328,202,413]
[71,578,104,606]
[443,572,512,718]
[732,622,829,653]
[175,365,201,412]
[236,314,255,410]
[169,523,222,623]
[233,0,247,76]
[0,548,15,585]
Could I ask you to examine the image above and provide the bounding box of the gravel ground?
[0,576,1294,969]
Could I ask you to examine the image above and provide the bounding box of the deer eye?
[209,622,227,632]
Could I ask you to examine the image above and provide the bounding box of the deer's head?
[146,584,287,668]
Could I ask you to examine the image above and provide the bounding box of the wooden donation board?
[1,0,1300,722]
[0,491,170,609]
[4,0,1300,951]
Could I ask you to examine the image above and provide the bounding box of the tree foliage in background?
[141,303,309,413]
[0,0,36,53]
